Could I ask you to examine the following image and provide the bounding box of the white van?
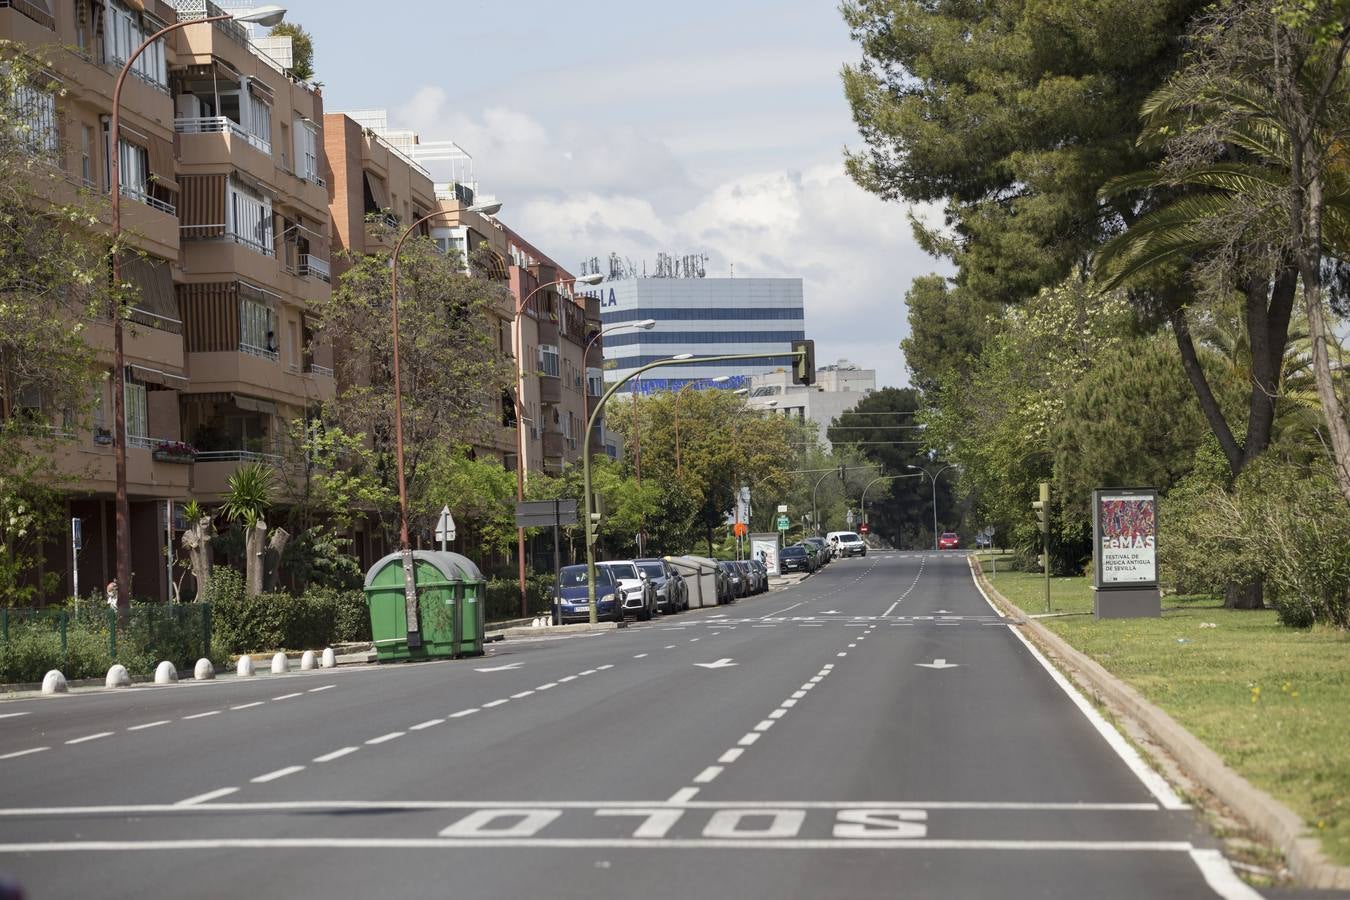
[826,531,867,558]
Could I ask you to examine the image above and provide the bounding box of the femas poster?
[1094,491,1158,586]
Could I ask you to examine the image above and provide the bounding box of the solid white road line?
[1188,849,1267,900]
[313,747,358,763]
[482,699,509,708]
[666,788,699,803]
[176,787,238,806]
[307,685,336,693]
[692,766,723,784]
[0,747,47,761]
[365,732,404,745]
[230,702,264,711]
[250,766,304,783]
[718,749,744,764]
[182,711,220,720]
[968,559,1188,811]
[450,709,478,718]
[127,720,171,731]
[65,732,113,745]
[410,719,444,731]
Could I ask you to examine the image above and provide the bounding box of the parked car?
[718,560,747,599]
[553,564,622,624]
[749,559,769,592]
[713,562,734,603]
[780,543,814,574]
[734,560,763,595]
[802,537,831,568]
[598,560,657,620]
[938,532,961,551]
[635,558,687,613]
[826,531,868,558]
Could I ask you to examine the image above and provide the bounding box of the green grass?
[977,555,1350,867]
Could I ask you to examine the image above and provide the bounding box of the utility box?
[364,551,486,661]
[666,555,720,608]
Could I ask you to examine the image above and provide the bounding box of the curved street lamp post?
[908,463,958,551]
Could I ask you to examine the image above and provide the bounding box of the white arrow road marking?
[915,659,960,669]
[694,658,737,669]
[474,663,522,672]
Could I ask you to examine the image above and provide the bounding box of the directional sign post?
[776,514,790,532]
[515,500,579,604]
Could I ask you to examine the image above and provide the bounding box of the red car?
[938,532,960,550]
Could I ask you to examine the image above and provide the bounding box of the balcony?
[120,184,176,216]
[239,341,279,362]
[298,254,330,282]
[175,116,271,155]
[542,431,565,459]
[539,374,562,405]
[0,0,55,29]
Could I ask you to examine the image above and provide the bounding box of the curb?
[493,621,625,638]
[970,557,1350,889]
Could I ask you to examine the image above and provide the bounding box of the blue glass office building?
[592,277,807,394]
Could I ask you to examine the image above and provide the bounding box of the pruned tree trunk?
[262,527,290,594]
[1224,576,1264,610]
[245,520,267,597]
[179,515,216,601]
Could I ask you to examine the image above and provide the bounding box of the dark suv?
[780,544,814,573]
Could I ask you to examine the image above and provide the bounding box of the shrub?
[205,567,370,651]
[0,619,113,683]
[483,574,555,621]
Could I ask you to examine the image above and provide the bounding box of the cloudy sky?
[271,0,948,388]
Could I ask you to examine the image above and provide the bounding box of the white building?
[744,359,877,449]
[590,277,806,392]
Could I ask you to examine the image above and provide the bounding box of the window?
[537,344,560,378]
[124,377,147,443]
[80,125,93,185]
[105,2,167,88]
[243,82,271,147]
[587,368,604,397]
[292,118,319,183]
[239,297,277,359]
[11,82,57,155]
[118,138,148,194]
[227,177,274,255]
[431,226,469,271]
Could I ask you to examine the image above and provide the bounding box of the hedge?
[484,575,555,621]
[204,568,370,654]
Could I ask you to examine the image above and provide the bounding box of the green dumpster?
[363,551,487,662]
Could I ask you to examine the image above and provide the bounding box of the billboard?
[1092,489,1158,589]
[750,533,781,576]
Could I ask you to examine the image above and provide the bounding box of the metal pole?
[931,474,939,552]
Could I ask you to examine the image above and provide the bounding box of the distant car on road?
[553,564,621,624]
[826,531,867,558]
[636,558,687,613]
[780,544,814,574]
[938,532,961,551]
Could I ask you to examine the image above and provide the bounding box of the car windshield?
[558,565,612,587]
[603,562,639,580]
[942,533,958,539]
[838,533,860,542]
[637,562,664,579]
[783,546,805,556]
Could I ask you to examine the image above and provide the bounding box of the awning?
[232,395,278,415]
[363,171,389,211]
[130,364,189,386]
[147,134,178,193]
[245,77,274,105]
[120,253,179,328]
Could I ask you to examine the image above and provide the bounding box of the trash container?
[363,551,487,661]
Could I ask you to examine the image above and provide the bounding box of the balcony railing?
[175,116,271,155]
[120,184,175,215]
[239,341,279,362]
[1,0,56,29]
[127,307,184,335]
[195,449,283,465]
[309,363,334,378]
[126,434,165,450]
[298,254,330,282]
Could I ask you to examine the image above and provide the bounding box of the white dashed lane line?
[482,699,509,709]
[365,732,404,745]
[65,732,113,745]
[313,747,359,763]
[127,720,170,731]
[410,719,444,731]
[0,747,47,761]
[182,711,220,720]
[450,709,478,718]
[251,765,304,783]
[177,787,238,806]
[230,702,264,711]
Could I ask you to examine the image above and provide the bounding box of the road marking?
[272,692,303,701]
[558,675,577,682]
[450,708,478,718]
[768,709,787,719]
[597,665,614,671]
[0,713,29,720]
[410,719,444,731]
[692,766,723,784]
[848,643,857,648]
[0,747,47,761]
[664,645,676,649]
[915,659,960,669]
[366,732,404,745]
[475,663,523,673]
[482,699,509,708]
[510,691,535,699]
[738,733,761,746]
[230,701,264,710]
[127,720,171,731]
[65,732,113,745]
[0,838,1202,852]
[578,669,596,676]
[718,749,744,764]
[308,685,336,693]
[762,602,803,619]
[799,684,815,691]
[809,677,823,684]
[689,638,700,642]
[968,559,1188,810]
[753,720,775,732]
[182,711,220,720]
[177,787,238,806]
[836,652,847,657]
[822,664,834,670]
[667,788,700,803]
[536,683,557,691]
[780,699,798,708]
[313,747,359,763]
[633,653,648,659]
[1189,848,1266,900]
[694,658,737,669]
[250,766,304,783]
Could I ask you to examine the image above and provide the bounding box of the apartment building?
[1,0,333,601]
[744,359,877,450]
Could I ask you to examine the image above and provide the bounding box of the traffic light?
[1030,482,1050,534]
[791,339,815,385]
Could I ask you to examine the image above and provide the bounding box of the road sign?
[860,523,870,535]
[776,514,790,532]
[777,504,788,514]
[734,522,748,538]
[514,499,578,528]
[435,506,456,544]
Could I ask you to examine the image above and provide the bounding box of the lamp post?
[908,463,957,551]
[511,271,604,614]
[673,374,730,478]
[811,463,879,536]
[107,4,286,607]
[582,319,654,432]
[859,472,922,536]
[387,201,500,644]
[582,350,808,624]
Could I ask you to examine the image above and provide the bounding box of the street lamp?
[582,319,654,444]
[908,463,958,551]
[673,374,730,477]
[107,4,286,607]
[811,463,879,536]
[859,472,922,533]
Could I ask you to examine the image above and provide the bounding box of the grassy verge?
[976,553,1350,867]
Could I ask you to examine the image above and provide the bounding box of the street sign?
[776,514,790,532]
[734,522,747,538]
[777,504,788,514]
[514,499,579,528]
[860,523,870,535]
[435,506,456,544]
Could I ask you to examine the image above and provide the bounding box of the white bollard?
[41,670,68,694]
[105,664,131,688]
[300,650,316,671]
[194,658,215,680]
[321,647,336,668]
[154,661,178,684]
[236,655,255,677]
[271,652,289,674]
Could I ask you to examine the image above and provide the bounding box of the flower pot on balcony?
[152,449,196,464]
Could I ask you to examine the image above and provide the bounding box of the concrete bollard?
[236,655,255,677]
[271,652,289,674]
[194,658,215,680]
[105,664,131,688]
[41,670,68,695]
[321,647,336,668]
[154,661,178,684]
[300,650,316,671]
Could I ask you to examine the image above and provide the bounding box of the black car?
[749,559,769,592]
[635,558,687,613]
[780,544,814,573]
[718,560,746,598]
[553,564,622,623]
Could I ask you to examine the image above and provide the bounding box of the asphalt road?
[0,551,1271,899]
